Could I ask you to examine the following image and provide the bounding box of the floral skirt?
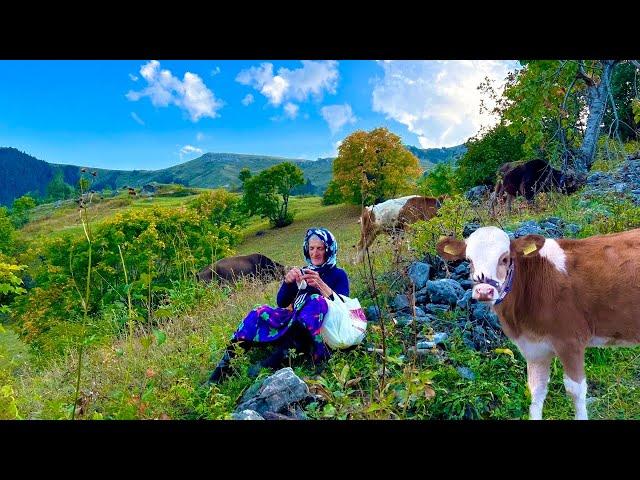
[232,293,330,362]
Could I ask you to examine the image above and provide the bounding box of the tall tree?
[496,60,638,175]
[241,162,305,228]
[10,195,37,228]
[45,170,75,201]
[332,127,422,206]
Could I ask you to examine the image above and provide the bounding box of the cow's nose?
[473,284,495,301]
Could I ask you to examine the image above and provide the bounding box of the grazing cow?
[354,195,441,263]
[436,226,640,420]
[489,159,582,215]
[197,253,287,284]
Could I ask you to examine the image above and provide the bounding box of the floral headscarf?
[302,227,338,273]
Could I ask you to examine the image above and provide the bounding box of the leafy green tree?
[241,162,305,228]
[0,258,26,315]
[322,179,344,205]
[10,195,37,228]
[417,162,458,196]
[45,171,75,202]
[454,124,526,191]
[187,189,247,229]
[238,168,252,185]
[0,208,14,255]
[603,61,640,141]
[494,60,635,174]
[332,127,422,206]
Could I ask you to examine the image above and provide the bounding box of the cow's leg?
[514,338,554,420]
[556,345,588,420]
[489,191,496,216]
[355,229,379,264]
[526,356,553,420]
[506,194,513,215]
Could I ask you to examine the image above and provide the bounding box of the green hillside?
[0,145,467,206]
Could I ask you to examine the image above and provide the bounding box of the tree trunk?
[575,60,618,174]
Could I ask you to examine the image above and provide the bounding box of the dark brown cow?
[355,195,441,263]
[489,159,582,215]
[197,253,286,284]
[437,226,640,419]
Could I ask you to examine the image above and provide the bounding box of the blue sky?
[0,60,519,171]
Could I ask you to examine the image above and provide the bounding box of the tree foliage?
[454,124,526,191]
[187,189,246,229]
[491,60,638,174]
[0,258,26,315]
[332,127,422,206]
[241,162,305,228]
[603,62,640,141]
[322,179,344,205]
[0,208,14,255]
[45,171,75,202]
[417,162,458,197]
[10,195,37,229]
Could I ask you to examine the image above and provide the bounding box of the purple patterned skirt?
[232,293,330,362]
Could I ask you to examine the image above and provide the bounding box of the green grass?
[17,192,199,243]
[236,196,362,267]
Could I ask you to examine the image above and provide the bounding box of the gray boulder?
[408,262,431,290]
[235,367,310,416]
[425,279,465,305]
[514,221,546,238]
[231,409,265,420]
[393,294,411,312]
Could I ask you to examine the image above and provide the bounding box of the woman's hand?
[284,267,303,284]
[302,270,333,298]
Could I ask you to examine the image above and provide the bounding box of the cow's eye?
[502,257,508,264]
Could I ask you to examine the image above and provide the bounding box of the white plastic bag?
[320,294,368,349]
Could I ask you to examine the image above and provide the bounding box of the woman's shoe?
[207,350,234,384]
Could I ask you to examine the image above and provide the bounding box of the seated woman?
[208,227,350,384]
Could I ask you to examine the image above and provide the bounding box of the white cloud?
[179,144,203,160]
[196,132,205,142]
[236,61,339,108]
[371,60,519,148]
[211,66,221,76]
[130,112,145,126]
[241,93,254,106]
[126,60,224,122]
[320,104,357,134]
[284,102,299,119]
[129,73,139,82]
[332,140,343,156]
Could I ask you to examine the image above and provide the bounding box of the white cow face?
[465,227,511,303]
[437,227,547,305]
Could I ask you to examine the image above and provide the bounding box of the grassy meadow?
[1,186,640,420]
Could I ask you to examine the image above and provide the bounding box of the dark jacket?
[276,266,350,308]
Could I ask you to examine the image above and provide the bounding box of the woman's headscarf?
[302,227,338,273]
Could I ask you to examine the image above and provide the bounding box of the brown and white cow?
[354,195,441,263]
[437,226,640,420]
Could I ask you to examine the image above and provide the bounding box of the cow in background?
[489,159,582,215]
[354,195,441,263]
[437,226,640,419]
[197,253,287,284]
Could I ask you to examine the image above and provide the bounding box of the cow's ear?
[512,234,546,257]
[436,236,466,261]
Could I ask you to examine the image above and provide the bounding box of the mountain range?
[0,144,467,205]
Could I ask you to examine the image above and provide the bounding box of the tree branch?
[576,61,595,87]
